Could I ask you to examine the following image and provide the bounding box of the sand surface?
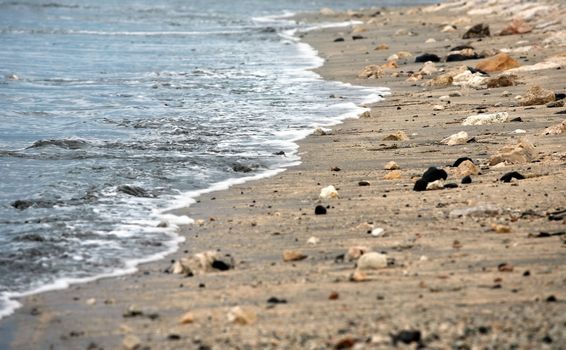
[1,1,565,349]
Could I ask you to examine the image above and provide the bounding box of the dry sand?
[1,0,565,349]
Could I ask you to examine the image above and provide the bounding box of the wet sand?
[1,0,565,349]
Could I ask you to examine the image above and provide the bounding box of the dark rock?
[261,27,276,33]
[358,181,370,186]
[523,270,530,276]
[556,110,566,115]
[548,209,566,221]
[415,53,440,63]
[500,171,525,183]
[331,166,341,171]
[352,35,365,40]
[267,297,287,304]
[117,185,153,198]
[28,139,87,150]
[510,117,523,122]
[167,334,181,340]
[335,337,357,349]
[17,234,46,242]
[447,53,480,62]
[546,295,557,302]
[461,176,472,184]
[11,199,56,210]
[273,151,285,155]
[421,167,448,183]
[467,66,488,75]
[232,164,253,173]
[547,100,564,108]
[555,93,565,100]
[463,23,490,39]
[452,157,474,167]
[444,183,459,188]
[450,45,475,51]
[391,330,422,345]
[413,179,428,192]
[315,205,327,215]
[530,231,565,238]
[211,254,235,271]
[334,37,345,42]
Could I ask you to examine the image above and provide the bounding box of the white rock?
[320,185,339,199]
[513,129,527,134]
[501,90,512,97]
[387,54,399,61]
[384,161,400,170]
[462,112,510,126]
[227,306,256,325]
[439,95,450,102]
[357,252,388,270]
[440,131,468,145]
[420,61,438,75]
[307,236,320,245]
[370,227,385,237]
[441,25,457,32]
[433,104,445,111]
[425,38,437,43]
[426,179,445,190]
[319,7,336,16]
[453,71,489,89]
[86,298,96,305]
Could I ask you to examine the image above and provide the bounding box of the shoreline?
[0,15,387,322]
[2,0,566,349]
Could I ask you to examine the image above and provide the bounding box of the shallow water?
[0,0,432,317]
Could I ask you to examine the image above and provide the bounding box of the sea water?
[0,0,432,318]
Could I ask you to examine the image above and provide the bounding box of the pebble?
[391,330,422,345]
[370,227,385,237]
[415,53,441,63]
[425,74,453,87]
[350,269,368,282]
[500,171,525,183]
[454,160,480,177]
[543,120,566,135]
[357,252,388,270]
[519,85,555,106]
[180,312,195,324]
[384,161,400,170]
[346,246,369,261]
[489,139,535,166]
[282,250,308,262]
[461,175,472,184]
[357,64,384,79]
[439,95,450,102]
[320,185,339,199]
[86,298,96,306]
[384,170,401,180]
[433,104,445,111]
[491,224,511,233]
[328,291,339,300]
[315,205,327,215]
[307,236,320,245]
[449,91,463,97]
[463,23,490,39]
[476,53,520,72]
[462,112,510,125]
[358,181,370,186]
[382,130,409,141]
[502,90,512,97]
[449,205,500,218]
[426,179,445,190]
[227,306,257,325]
[440,131,468,145]
[122,335,141,350]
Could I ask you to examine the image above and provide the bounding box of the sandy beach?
[1,0,565,349]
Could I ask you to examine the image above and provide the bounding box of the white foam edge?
[0,13,388,322]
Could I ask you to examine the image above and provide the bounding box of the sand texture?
[1,0,565,349]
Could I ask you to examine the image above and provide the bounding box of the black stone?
[358,181,370,186]
[273,151,285,155]
[444,183,459,188]
[463,23,490,39]
[452,157,474,167]
[232,164,253,173]
[500,171,525,183]
[450,45,475,51]
[413,179,428,192]
[546,295,557,302]
[415,53,440,63]
[421,167,448,183]
[117,185,153,198]
[315,205,327,215]
[267,297,287,304]
[167,334,181,340]
[352,35,365,40]
[461,176,472,184]
[510,117,523,122]
[555,93,565,100]
[211,260,231,271]
[548,209,566,221]
[391,330,422,345]
[467,66,488,75]
[446,53,479,62]
[333,37,345,42]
